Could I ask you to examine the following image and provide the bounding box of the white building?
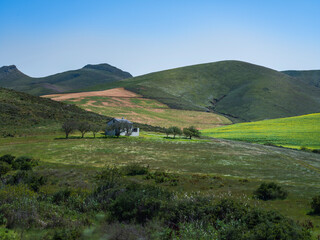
[105,118,139,136]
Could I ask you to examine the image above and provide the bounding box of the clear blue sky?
[0,0,319,77]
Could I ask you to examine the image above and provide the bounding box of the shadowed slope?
[283,70,320,88]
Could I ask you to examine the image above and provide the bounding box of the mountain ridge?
[83,60,320,122]
[0,63,132,96]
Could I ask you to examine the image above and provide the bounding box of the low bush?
[145,171,179,186]
[52,189,72,205]
[122,163,149,176]
[253,182,288,200]
[311,195,320,214]
[312,149,320,154]
[0,162,11,178]
[7,170,47,192]
[0,155,15,165]
[0,227,19,240]
[12,156,38,170]
[108,183,172,224]
[95,166,122,189]
[49,228,82,240]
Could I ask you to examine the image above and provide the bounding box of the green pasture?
[0,131,320,235]
[64,96,231,129]
[202,113,320,150]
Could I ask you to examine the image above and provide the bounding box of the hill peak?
[0,65,27,79]
[0,65,18,73]
[82,63,132,77]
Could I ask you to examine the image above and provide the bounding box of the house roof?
[108,118,132,124]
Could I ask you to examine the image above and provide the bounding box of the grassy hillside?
[0,63,132,95]
[0,87,161,136]
[283,70,320,88]
[43,88,232,129]
[202,113,320,149]
[83,61,320,122]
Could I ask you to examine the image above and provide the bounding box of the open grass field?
[43,88,232,129]
[202,113,320,150]
[1,131,320,238]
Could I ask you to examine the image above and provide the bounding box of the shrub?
[312,149,320,154]
[95,166,122,188]
[161,196,216,225]
[122,163,149,176]
[0,162,11,178]
[253,182,288,200]
[171,222,218,240]
[52,189,72,205]
[0,154,15,165]
[12,156,38,170]
[0,227,19,240]
[108,183,171,223]
[50,228,82,240]
[0,185,38,228]
[7,170,47,192]
[145,171,179,186]
[311,195,320,214]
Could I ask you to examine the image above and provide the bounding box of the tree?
[170,126,182,139]
[90,124,101,138]
[165,127,173,138]
[183,126,200,139]
[78,122,91,138]
[62,121,77,139]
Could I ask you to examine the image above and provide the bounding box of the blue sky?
[0,0,319,77]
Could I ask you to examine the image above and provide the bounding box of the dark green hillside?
[283,70,320,88]
[0,87,160,136]
[0,63,132,96]
[85,60,320,122]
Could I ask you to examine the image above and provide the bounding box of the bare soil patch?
[42,88,141,101]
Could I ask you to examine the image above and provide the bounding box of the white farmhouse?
[105,118,139,137]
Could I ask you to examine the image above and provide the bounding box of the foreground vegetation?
[202,113,320,150]
[0,154,315,239]
[0,131,320,238]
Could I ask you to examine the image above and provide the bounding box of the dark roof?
[108,118,132,124]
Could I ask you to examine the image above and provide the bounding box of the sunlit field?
[202,113,320,150]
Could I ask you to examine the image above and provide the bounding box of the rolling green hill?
[283,70,320,88]
[202,113,320,149]
[0,63,132,95]
[0,87,161,136]
[83,60,320,122]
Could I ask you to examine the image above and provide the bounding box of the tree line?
[62,121,103,139]
[165,126,200,139]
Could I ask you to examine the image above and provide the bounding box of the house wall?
[131,128,139,137]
